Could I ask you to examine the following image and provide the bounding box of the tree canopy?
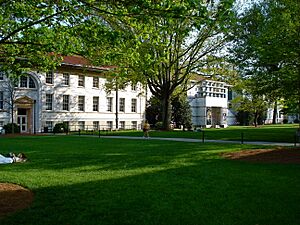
[84,0,236,129]
[230,0,300,120]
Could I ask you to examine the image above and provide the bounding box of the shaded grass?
[0,136,299,225]
[97,124,299,143]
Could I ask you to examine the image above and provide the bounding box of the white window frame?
[93,121,99,130]
[93,96,99,112]
[93,77,99,88]
[19,76,36,89]
[45,94,53,110]
[62,95,70,111]
[107,97,113,112]
[131,98,137,112]
[119,98,125,112]
[78,75,85,87]
[78,96,85,111]
[63,73,70,86]
[131,121,137,129]
[120,121,125,130]
[107,121,113,130]
[46,71,54,84]
[78,121,85,130]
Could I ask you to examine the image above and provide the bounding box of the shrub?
[294,119,299,124]
[155,121,163,130]
[283,119,288,124]
[3,123,20,133]
[53,122,68,133]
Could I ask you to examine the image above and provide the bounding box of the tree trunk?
[11,97,14,134]
[161,95,172,130]
[254,111,258,127]
[272,101,277,124]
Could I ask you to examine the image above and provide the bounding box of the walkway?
[98,135,297,147]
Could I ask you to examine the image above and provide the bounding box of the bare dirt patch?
[0,183,34,218]
[222,147,300,164]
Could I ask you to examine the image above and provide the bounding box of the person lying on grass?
[0,153,27,164]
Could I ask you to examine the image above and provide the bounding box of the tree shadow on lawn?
[1,160,300,225]
[5,138,236,172]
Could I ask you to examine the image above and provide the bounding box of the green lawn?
[0,136,300,225]
[92,124,300,143]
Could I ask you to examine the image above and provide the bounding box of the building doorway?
[17,108,28,133]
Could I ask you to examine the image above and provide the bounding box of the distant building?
[0,56,146,133]
[188,79,230,128]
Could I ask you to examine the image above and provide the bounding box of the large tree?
[0,0,158,71]
[230,0,300,124]
[85,0,236,130]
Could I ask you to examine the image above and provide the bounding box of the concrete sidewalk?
[98,135,297,147]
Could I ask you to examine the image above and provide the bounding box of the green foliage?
[53,122,69,133]
[171,94,192,130]
[3,123,20,134]
[146,94,192,130]
[84,0,236,130]
[230,0,300,115]
[155,121,164,130]
[0,0,85,72]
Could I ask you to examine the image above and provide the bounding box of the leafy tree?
[0,0,163,71]
[171,94,192,130]
[146,93,192,130]
[0,0,86,72]
[230,79,269,127]
[0,71,19,133]
[87,0,236,130]
[230,0,300,125]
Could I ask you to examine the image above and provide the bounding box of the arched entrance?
[15,96,35,133]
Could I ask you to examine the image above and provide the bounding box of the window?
[45,121,53,132]
[46,94,53,110]
[20,76,27,87]
[120,121,125,130]
[131,83,137,91]
[78,96,85,111]
[0,92,3,109]
[78,75,84,87]
[78,121,85,130]
[93,77,99,88]
[0,71,4,80]
[107,97,113,112]
[228,90,233,101]
[63,121,69,131]
[63,73,70,86]
[131,98,137,112]
[93,121,99,130]
[93,97,99,111]
[63,95,69,111]
[131,121,137,130]
[29,77,35,88]
[107,121,113,130]
[19,76,36,88]
[119,98,125,112]
[46,71,54,84]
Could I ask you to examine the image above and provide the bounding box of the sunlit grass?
[92,124,299,143]
[0,136,299,225]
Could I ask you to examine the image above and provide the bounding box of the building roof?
[61,55,115,72]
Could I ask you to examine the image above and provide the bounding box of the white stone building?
[0,56,146,133]
[188,79,230,128]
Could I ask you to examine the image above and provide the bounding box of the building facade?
[0,56,146,133]
[188,79,230,128]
